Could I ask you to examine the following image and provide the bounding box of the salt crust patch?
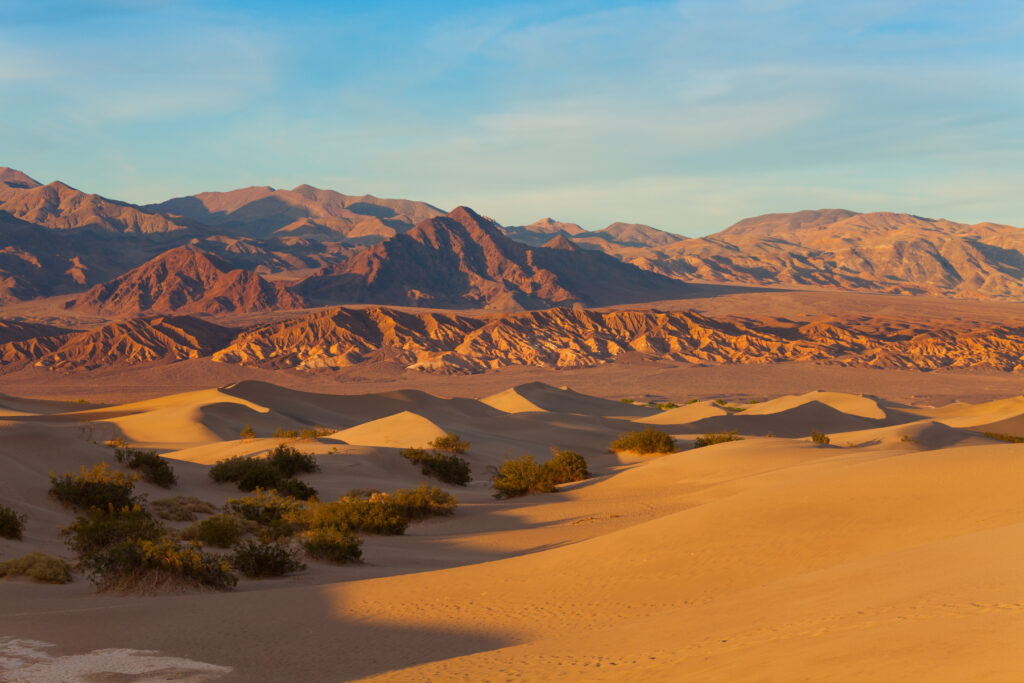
[0,637,230,682]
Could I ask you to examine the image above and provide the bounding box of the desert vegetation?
[230,539,305,577]
[0,503,27,540]
[49,463,140,510]
[182,514,246,548]
[0,552,72,584]
[491,450,591,498]
[400,432,472,485]
[151,496,218,522]
[982,431,1024,443]
[273,426,333,440]
[210,445,319,499]
[693,431,744,448]
[611,427,676,454]
[811,431,831,445]
[113,447,177,488]
[298,527,363,564]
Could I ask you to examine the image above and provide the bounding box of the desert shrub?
[610,428,676,455]
[0,552,72,584]
[685,398,699,405]
[491,456,557,498]
[225,489,304,528]
[345,487,383,499]
[619,398,633,403]
[184,514,243,548]
[390,485,458,520]
[61,505,235,591]
[297,495,409,536]
[544,450,590,484]
[210,456,280,490]
[49,463,139,510]
[114,448,177,488]
[900,434,919,444]
[983,431,1024,443]
[230,539,305,577]
[272,477,319,501]
[299,527,363,564]
[150,496,218,522]
[430,433,470,455]
[723,405,747,413]
[657,402,679,411]
[400,447,471,486]
[210,449,318,496]
[240,424,255,439]
[266,444,320,477]
[273,428,300,439]
[811,431,831,445]
[714,399,726,405]
[693,431,743,448]
[0,504,27,540]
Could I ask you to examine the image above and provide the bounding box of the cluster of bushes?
[693,431,743,448]
[209,445,320,499]
[811,431,831,445]
[0,504,26,540]
[0,552,72,584]
[400,433,472,486]
[983,431,1024,443]
[113,447,177,488]
[150,496,218,522]
[50,463,139,510]
[60,504,236,592]
[491,450,590,498]
[610,428,676,455]
[272,427,332,440]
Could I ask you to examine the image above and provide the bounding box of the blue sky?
[1,0,1021,234]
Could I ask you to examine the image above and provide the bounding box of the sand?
[1,381,1022,681]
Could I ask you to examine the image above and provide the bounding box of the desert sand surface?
[1,379,1022,681]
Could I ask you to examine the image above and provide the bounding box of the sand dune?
[2,380,1022,682]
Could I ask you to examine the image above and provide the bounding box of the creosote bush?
[230,539,305,577]
[610,427,676,455]
[0,552,72,584]
[49,463,139,510]
[61,505,235,592]
[400,448,471,486]
[150,496,218,522]
[693,431,744,448]
[209,446,319,499]
[390,485,458,520]
[0,504,27,540]
[544,450,590,484]
[983,431,1024,443]
[273,427,332,440]
[299,527,362,564]
[183,514,244,548]
[225,489,305,540]
[113,447,177,488]
[240,424,255,439]
[811,431,831,445]
[295,494,409,536]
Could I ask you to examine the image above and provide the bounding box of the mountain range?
[3,165,1024,318]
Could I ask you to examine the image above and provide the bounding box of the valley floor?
[1,380,1022,681]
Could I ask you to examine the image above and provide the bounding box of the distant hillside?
[297,206,688,310]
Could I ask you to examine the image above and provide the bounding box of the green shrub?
[430,433,470,455]
[619,398,634,403]
[544,450,590,484]
[0,552,72,584]
[266,444,320,477]
[491,456,557,498]
[610,428,676,455]
[272,477,319,501]
[113,448,177,488]
[299,527,362,564]
[61,505,234,591]
[657,402,679,411]
[983,431,1024,443]
[210,449,318,497]
[49,463,139,510]
[225,489,304,527]
[297,495,409,536]
[685,398,699,405]
[693,431,744,448]
[230,539,305,577]
[184,514,243,548]
[390,485,458,520]
[273,428,300,439]
[400,447,471,486]
[345,487,383,499]
[811,431,831,445]
[240,424,255,439]
[0,504,27,540]
[150,496,218,522]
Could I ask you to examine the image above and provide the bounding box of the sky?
[1,0,1022,235]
